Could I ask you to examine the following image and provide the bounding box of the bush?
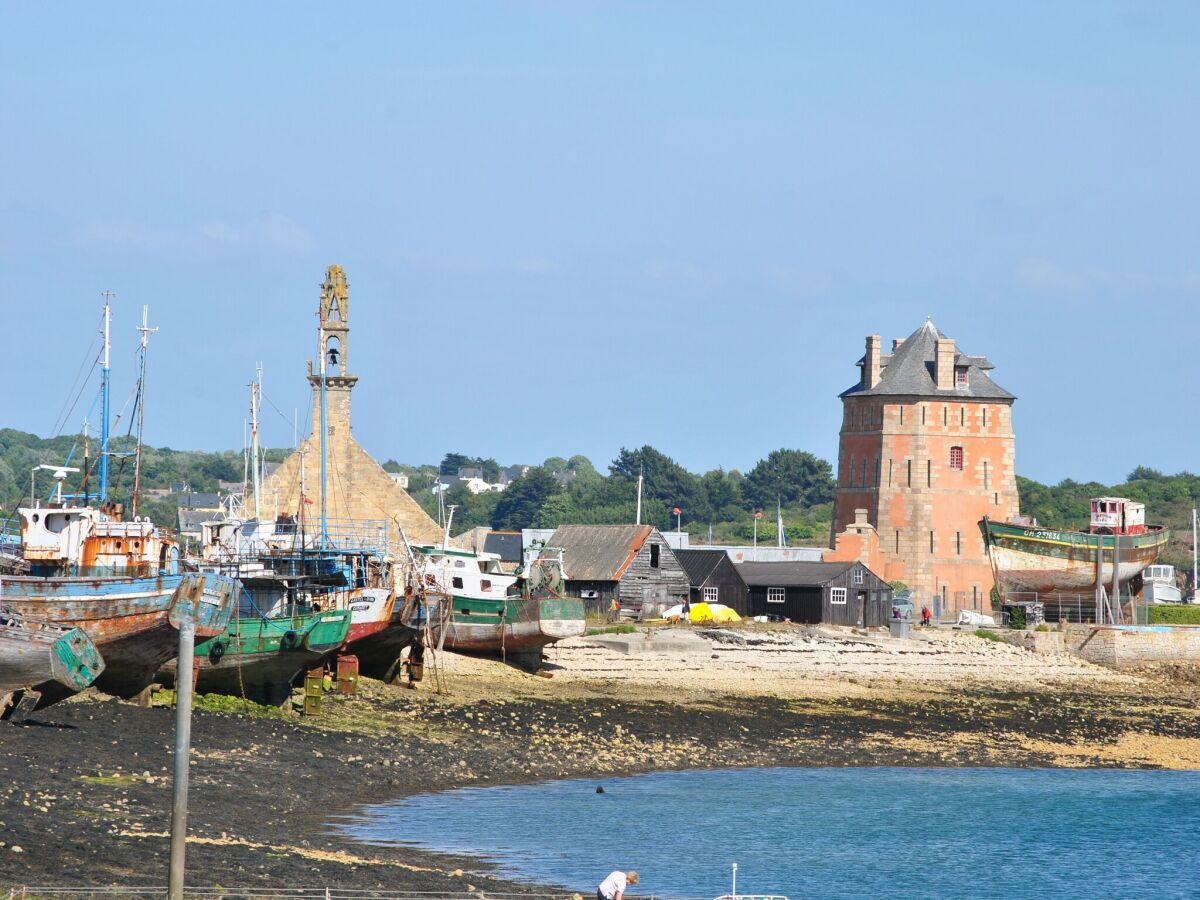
[1035,624,1050,632]
[1148,606,1200,626]
[1008,606,1027,630]
[975,629,1002,642]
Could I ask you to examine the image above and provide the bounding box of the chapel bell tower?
[307,264,359,436]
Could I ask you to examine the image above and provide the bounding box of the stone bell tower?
[307,264,358,437]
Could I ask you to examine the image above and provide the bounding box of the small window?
[956,531,962,555]
[830,587,847,605]
[853,568,864,585]
[982,407,988,428]
[955,366,969,388]
[703,586,718,603]
[767,587,785,604]
[950,446,964,470]
[650,544,660,568]
[451,576,464,589]
[454,559,466,568]
[481,579,492,592]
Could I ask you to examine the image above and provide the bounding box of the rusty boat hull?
[442,595,586,671]
[352,590,440,682]
[0,571,237,704]
[980,517,1170,594]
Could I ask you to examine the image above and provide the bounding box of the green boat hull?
[442,595,586,670]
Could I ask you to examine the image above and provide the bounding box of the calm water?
[334,767,1200,899]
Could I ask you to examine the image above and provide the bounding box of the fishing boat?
[1143,564,1183,605]
[417,541,586,671]
[0,607,105,721]
[1,503,238,704]
[980,497,1170,594]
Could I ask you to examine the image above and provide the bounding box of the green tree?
[743,449,835,510]
[492,467,560,530]
[609,445,712,526]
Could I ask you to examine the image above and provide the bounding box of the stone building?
[826,320,1019,614]
[257,265,442,550]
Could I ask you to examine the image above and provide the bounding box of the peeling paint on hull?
[0,572,237,703]
[443,596,586,669]
[981,519,1170,594]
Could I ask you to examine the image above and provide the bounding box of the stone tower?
[308,264,357,438]
[827,320,1020,614]
[258,265,443,549]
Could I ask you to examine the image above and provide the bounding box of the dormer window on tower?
[955,366,968,389]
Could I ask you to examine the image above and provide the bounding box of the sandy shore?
[2,623,1198,892]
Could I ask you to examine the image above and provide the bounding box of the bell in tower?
[318,264,350,375]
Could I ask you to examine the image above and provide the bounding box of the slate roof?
[483,530,523,562]
[840,320,1015,400]
[737,560,856,587]
[548,524,655,582]
[674,549,730,587]
[177,508,222,534]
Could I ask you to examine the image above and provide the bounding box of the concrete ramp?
[585,630,711,656]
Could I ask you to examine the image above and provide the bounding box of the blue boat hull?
[0,572,237,703]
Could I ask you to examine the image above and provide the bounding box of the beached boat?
[1,504,238,705]
[417,543,586,671]
[981,498,1170,594]
[1143,564,1183,605]
[0,607,105,720]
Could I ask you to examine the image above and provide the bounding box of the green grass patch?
[78,773,140,786]
[153,689,291,719]
[1148,605,1200,625]
[585,624,638,636]
[974,628,1003,642]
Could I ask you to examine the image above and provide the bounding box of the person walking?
[921,605,932,627]
[598,869,639,900]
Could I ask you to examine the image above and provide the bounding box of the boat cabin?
[19,505,180,576]
[1144,565,1175,584]
[416,546,519,601]
[1088,498,1146,535]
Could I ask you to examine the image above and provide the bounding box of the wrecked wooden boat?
[416,542,585,672]
[0,504,238,706]
[0,608,105,721]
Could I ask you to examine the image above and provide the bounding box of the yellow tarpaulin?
[688,602,742,624]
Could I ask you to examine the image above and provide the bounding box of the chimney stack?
[935,338,956,390]
[863,335,882,389]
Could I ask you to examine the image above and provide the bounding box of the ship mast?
[250,364,263,520]
[99,292,113,503]
[318,313,328,549]
[131,305,158,517]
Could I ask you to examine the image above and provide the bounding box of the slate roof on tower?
[840,320,1015,400]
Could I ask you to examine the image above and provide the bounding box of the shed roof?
[840,320,1014,401]
[674,549,730,587]
[737,560,857,587]
[548,524,655,581]
[483,531,523,562]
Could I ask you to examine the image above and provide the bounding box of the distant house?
[178,507,222,541]
[674,548,750,616]
[177,492,221,509]
[387,472,409,490]
[456,527,524,573]
[548,524,690,615]
[738,560,891,626]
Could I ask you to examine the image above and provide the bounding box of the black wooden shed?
[674,549,751,617]
[738,560,891,626]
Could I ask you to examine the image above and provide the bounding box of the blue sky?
[3,3,1198,486]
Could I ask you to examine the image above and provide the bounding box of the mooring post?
[168,612,196,900]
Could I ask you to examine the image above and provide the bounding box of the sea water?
[334,767,1200,899]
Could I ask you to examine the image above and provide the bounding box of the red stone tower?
[828,321,1019,614]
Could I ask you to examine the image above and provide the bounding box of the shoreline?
[3,630,1200,892]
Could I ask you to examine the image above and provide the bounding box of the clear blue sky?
[3,3,1198,486]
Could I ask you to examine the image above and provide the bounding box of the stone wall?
[1064,624,1200,668]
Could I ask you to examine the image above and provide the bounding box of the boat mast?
[318,314,328,549]
[99,292,113,504]
[635,464,643,525]
[443,505,456,550]
[250,364,262,520]
[1192,508,1198,603]
[131,305,158,517]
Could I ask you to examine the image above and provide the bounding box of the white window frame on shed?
[853,568,864,585]
[830,587,848,605]
[703,586,719,603]
[767,587,785,604]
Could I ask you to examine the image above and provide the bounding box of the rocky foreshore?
[3,628,1200,893]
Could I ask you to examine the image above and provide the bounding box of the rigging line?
[260,389,300,432]
[50,353,101,439]
[49,313,103,436]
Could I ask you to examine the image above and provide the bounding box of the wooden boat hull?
[443,596,586,669]
[0,613,106,719]
[162,608,352,706]
[344,586,395,645]
[980,518,1170,594]
[352,591,440,682]
[0,572,238,701]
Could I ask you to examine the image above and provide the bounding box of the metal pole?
[168,612,195,900]
[99,293,112,503]
[319,325,328,549]
[1192,508,1197,603]
[1111,534,1122,624]
[732,862,737,900]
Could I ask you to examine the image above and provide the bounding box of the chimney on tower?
[863,335,882,389]
[935,338,956,390]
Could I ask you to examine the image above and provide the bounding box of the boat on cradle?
[0,607,105,721]
[0,504,238,708]
[1143,564,1183,605]
[416,542,586,672]
[981,497,1170,594]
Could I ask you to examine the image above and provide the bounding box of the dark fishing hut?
[738,560,891,626]
[674,548,750,616]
